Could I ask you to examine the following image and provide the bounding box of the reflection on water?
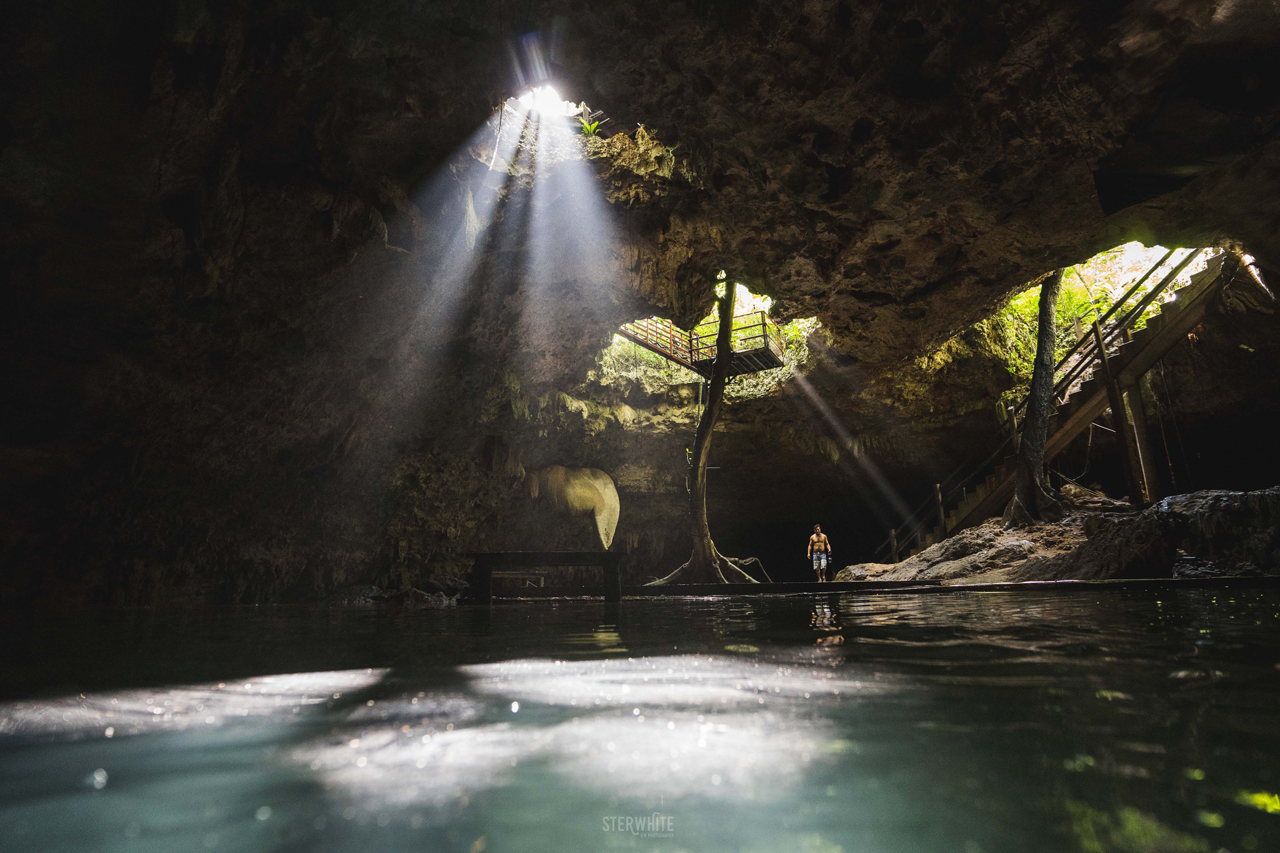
[0,670,387,739]
[1,588,1278,852]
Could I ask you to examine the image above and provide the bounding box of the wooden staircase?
[907,251,1241,552]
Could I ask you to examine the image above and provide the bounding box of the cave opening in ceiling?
[515,84,577,118]
[378,72,624,411]
[869,239,1276,567]
[992,241,1270,407]
[601,282,821,401]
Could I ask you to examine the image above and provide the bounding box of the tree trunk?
[649,284,768,584]
[1005,269,1070,527]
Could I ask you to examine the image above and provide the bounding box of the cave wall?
[3,0,1280,604]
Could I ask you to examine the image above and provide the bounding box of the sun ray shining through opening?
[787,371,913,521]
[513,95,625,386]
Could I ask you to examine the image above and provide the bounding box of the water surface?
[2,586,1278,852]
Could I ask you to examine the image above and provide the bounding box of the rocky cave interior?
[4,0,1280,606]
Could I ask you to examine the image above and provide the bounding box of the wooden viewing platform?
[468,552,623,605]
[618,310,785,379]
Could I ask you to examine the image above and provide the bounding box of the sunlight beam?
[789,371,912,520]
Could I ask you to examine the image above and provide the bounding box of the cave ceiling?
[6,1,1279,368]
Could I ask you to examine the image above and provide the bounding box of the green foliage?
[595,333,702,393]
[579,118,601,136]
[693,310,779,352]
[995,243,1209,391]
[997,276,1094,384]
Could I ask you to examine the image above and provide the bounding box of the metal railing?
[619,316,695,365]
[1018,247,1202,418]
[690,310,784,363]
[618,310,786,376]
[872,248,1208,561]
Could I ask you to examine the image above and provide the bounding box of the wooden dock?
[468,552,623,605]
[471,574,1280,603]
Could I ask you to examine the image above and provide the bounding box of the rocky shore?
[836,487,1280,585]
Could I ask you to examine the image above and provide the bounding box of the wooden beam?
[469,554,493,606]
[1125,381,1160,502]
[1093,321,1144,505]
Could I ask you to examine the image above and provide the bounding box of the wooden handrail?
[1042,249,1177,390]
[874,248,1208,560]
[691,310,785,361]
[1045,249,1202,407]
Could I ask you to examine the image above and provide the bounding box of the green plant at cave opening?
[579,117,600,136]
[597,334,701,390]
[994,242,1211,405]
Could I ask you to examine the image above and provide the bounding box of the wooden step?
[939,257,1235,543]
[1054,386,1085,409]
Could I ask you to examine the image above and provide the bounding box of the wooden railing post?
[889,528,899,563]
[1093,321,1145,505]
[934,483,946,531]
[470,554,493,607]
[603,554,622,602]
[1125,381,1160,502]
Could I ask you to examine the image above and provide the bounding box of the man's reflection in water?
[811,597,844,646]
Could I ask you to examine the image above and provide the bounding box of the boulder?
[873,487,1280,584]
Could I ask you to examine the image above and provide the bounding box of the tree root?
[1004,478,1070,528]
[726,556,771,583]
[645,548,770,585]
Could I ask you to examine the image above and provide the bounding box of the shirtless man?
[808,524,832,582]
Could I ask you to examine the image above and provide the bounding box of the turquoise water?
[2,587,1279,852]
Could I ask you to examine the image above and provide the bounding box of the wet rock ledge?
[836,488,1280,585]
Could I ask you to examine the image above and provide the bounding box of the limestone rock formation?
[838,487,1280,583]
[528,466,621,550]
[838,519,1072,584]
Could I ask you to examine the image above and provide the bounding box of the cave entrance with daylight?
[599,281,821,400]
[875,241,1273,561]
[619,302,785,379]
